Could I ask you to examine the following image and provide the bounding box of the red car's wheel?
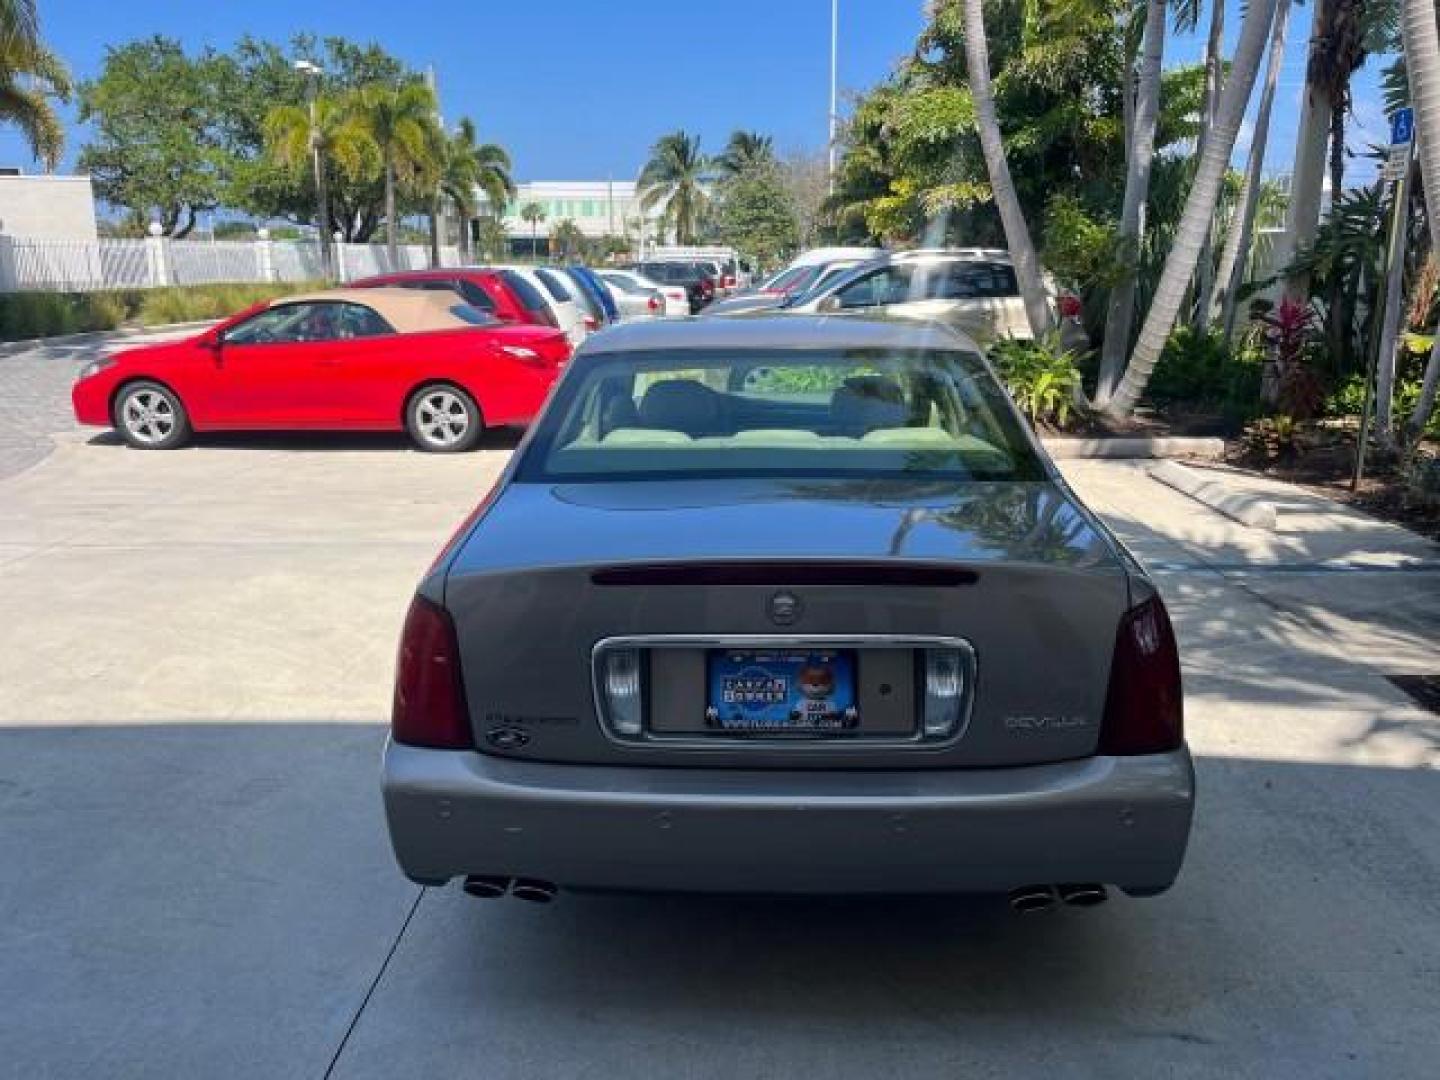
[406,384,483,453]
[113,381,191,450]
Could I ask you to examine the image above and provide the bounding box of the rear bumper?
[382,741,1195,895]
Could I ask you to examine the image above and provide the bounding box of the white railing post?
[145,223,171,287]
[255,228,275,283]
[333,235,347,283]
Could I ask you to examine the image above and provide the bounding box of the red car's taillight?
[392,595,473,749]
[1098,595,1183,755]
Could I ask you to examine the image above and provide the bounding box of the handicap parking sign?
[1390,107,1414,147]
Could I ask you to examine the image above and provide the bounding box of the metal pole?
[307,86,328,277]
[1352,150,1413,491]
[828,0,838,194]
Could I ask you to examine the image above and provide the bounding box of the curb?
[1149,460,1277,529]
[1042,436,1226,460]
[0,320,216,356]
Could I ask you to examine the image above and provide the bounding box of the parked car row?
[71,246,1087,455]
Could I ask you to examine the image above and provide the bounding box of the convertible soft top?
[273,287,479,334]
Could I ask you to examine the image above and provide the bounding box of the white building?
[0,174,99,241]
[477,180,670,251]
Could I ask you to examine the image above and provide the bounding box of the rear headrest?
[639,380,725,436]
[831,375,907,434]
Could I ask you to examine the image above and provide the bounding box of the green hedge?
[0,282,326,342]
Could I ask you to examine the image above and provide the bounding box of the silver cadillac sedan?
[383,316,1194,910]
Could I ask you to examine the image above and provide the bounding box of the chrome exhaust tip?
[461,875,511,899]
[1057,883,1108,907]
[510,879,558,904]
[1008,885,1058,914]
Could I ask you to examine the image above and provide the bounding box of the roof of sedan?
[577,314,979,356]
[273,287,479,333]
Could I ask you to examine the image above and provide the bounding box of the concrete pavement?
[0,412,1437,1076]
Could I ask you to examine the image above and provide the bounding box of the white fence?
[0,236,462,293]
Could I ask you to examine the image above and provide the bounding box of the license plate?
[705,650,858,733]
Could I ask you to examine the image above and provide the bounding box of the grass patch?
[0,282,326,342]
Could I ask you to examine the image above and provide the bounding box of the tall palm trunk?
[1097,0,1167,404]
[384,159,398,266]
[1215,0,1292,338]
[1274,0,1336,305]
[1104,0,1280,419]
[961,0,1053,338]
[1192,0,1227,327]
[1403,0,1440,439]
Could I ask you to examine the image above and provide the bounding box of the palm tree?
[1190,0,1228,327]
[520,202,546,257]
[1403,0,1440,439]
[550,218,584,262]
[474,214,508,262]
[1272,0,1372,307]
[959,0,1053,338]
[347,79,440,264]
[716,130,775,176]
[1104,0,1281,418]
[638,131,711,245]
[1213,0,1294,338]
[1096,0,1167,405]
[0,0,71,171]
[264,94,370,276]
[433,118,513,264]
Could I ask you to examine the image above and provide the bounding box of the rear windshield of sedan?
[518,348,1046,483]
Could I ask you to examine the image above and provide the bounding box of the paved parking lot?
[1,335,1438,1078]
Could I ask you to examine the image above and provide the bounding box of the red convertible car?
[72,288,571,452]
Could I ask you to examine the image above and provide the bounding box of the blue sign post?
[1390,107,1414,147]
[1357,105,1418,490]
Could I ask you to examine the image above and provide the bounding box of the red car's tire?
[406,383,483,453]
[113,380,192,450]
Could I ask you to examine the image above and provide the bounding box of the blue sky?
[13,1,1394,187]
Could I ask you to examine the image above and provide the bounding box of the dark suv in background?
[631,261,716,312]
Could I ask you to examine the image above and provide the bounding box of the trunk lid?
[445,478,1131,770]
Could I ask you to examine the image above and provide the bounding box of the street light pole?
[294,60,331,279]
[828,0,839,194]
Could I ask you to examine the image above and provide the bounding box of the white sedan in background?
[598,274,664,322]
[600,270,688,318]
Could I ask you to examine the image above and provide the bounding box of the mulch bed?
[1223,422,1439,542]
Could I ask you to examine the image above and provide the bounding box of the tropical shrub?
[1146,326,1264,420]
[0,282,324,341]
[1257,298,1325,421]
[989,334,1083,428]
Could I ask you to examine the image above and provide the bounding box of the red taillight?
[648,295,660,311]
[1098,595,1183,755]
[583,314,598,331]
[392,595,473,749]
[1058,293,1083,320]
